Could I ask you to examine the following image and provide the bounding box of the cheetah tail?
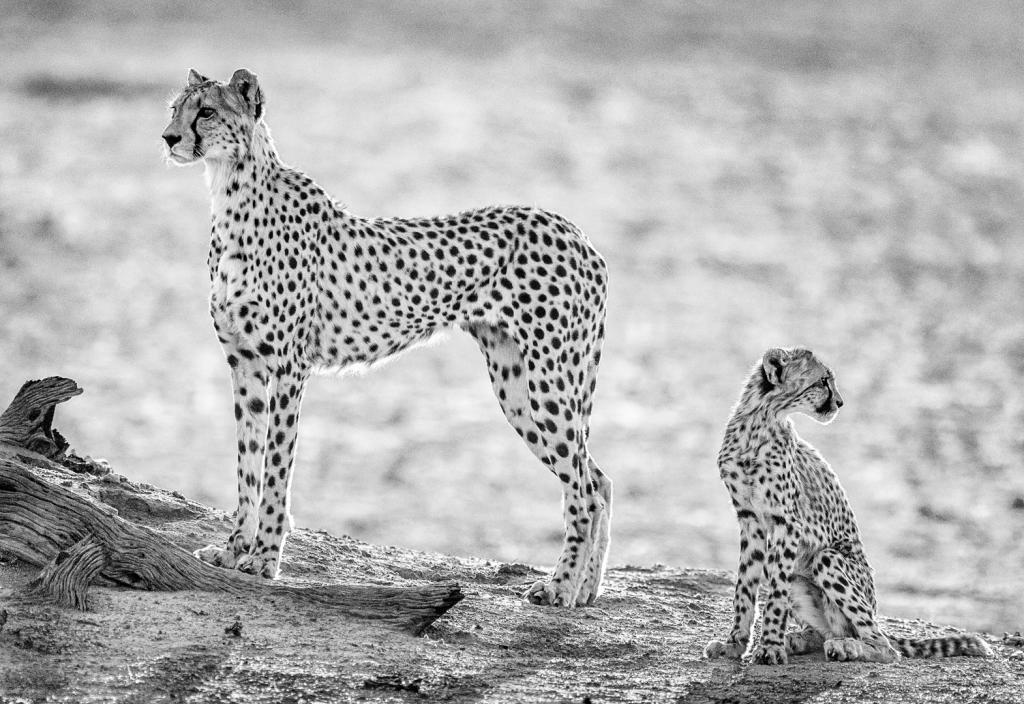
[886,633,994,658]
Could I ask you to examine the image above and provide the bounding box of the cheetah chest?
[208,241,261,343]
[211,250,244,309]
[725,442,802,521]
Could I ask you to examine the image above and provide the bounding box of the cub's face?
[161,68,263,165]
[761,347,844,424]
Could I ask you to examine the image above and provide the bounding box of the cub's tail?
[887,634,993,658]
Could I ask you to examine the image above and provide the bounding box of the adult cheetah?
[161,68,611,607]
[705,347,992,664]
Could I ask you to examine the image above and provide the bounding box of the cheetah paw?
[873,643,901,664]
[577,549,608,606]
[825,638,865,662]
[194,544,242,569]
[236,552,280,579]
[752,643,789,665]
[575,587,599,607]
[575,575,602,606]
[861,640,901,664]
[786,627,825,656]
[524,579,576,607]
[704,638,747,660]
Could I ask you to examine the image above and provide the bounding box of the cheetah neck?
[722,370,795,451]
[205,121,282,212]
[733,369,786,420]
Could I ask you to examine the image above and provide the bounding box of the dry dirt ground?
[2,466,1023,704]
[1,0,1023,638]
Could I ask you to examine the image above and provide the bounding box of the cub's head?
[162,68,265,165]
[758,347,843,423]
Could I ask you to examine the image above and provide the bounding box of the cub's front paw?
[236,552,280,579]
[194,544,241,569]
[752,643,789,665]
[704,638,747,660]
[524,579,576,607]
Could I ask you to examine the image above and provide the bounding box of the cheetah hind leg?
[521,370,597,608]
[789,571,895,662]
[464,323,599,607]
[785,575,828,656]
[575,334,612,605]
[575,457,611,605]
[798,552,900,663]
[823,634,898,663]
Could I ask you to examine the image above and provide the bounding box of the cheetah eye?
[197,107,216,119]
[819,377,829,386]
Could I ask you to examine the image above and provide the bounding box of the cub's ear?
[229,68,265,120]
[187,68,209,86]
[762,347,788,386]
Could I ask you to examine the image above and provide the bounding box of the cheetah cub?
[161,69,611,608]
[705,348,992,664]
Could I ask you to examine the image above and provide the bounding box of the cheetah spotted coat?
[162,68,611,607]
[704,347,993,664]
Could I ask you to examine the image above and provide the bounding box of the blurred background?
[1,1,1022,632]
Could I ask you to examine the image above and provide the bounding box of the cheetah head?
[760,347,844,423]
[161,68,265,165]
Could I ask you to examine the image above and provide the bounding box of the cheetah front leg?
[195,351,269,569]
[751,516,799,665]
[236,366,309,579]
[705,511,766,660]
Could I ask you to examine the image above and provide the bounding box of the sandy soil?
[2,479,1022,704]
[0,0,1022,636]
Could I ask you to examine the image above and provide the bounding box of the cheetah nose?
[835,397,844,408]
[163,133,182,148]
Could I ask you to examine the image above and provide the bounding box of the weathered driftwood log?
[0,377,82,458]
[0,378,463,635]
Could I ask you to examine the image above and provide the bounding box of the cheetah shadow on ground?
[679,665,844,704]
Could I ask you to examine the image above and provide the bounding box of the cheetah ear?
[187,68,209,87]
[762,348,788,386]
[229,68,265,120]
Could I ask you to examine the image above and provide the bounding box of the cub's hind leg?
[196,347,269,569]
[808,548,900,663]
[786,574,828,655]
[809,551,991,659]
